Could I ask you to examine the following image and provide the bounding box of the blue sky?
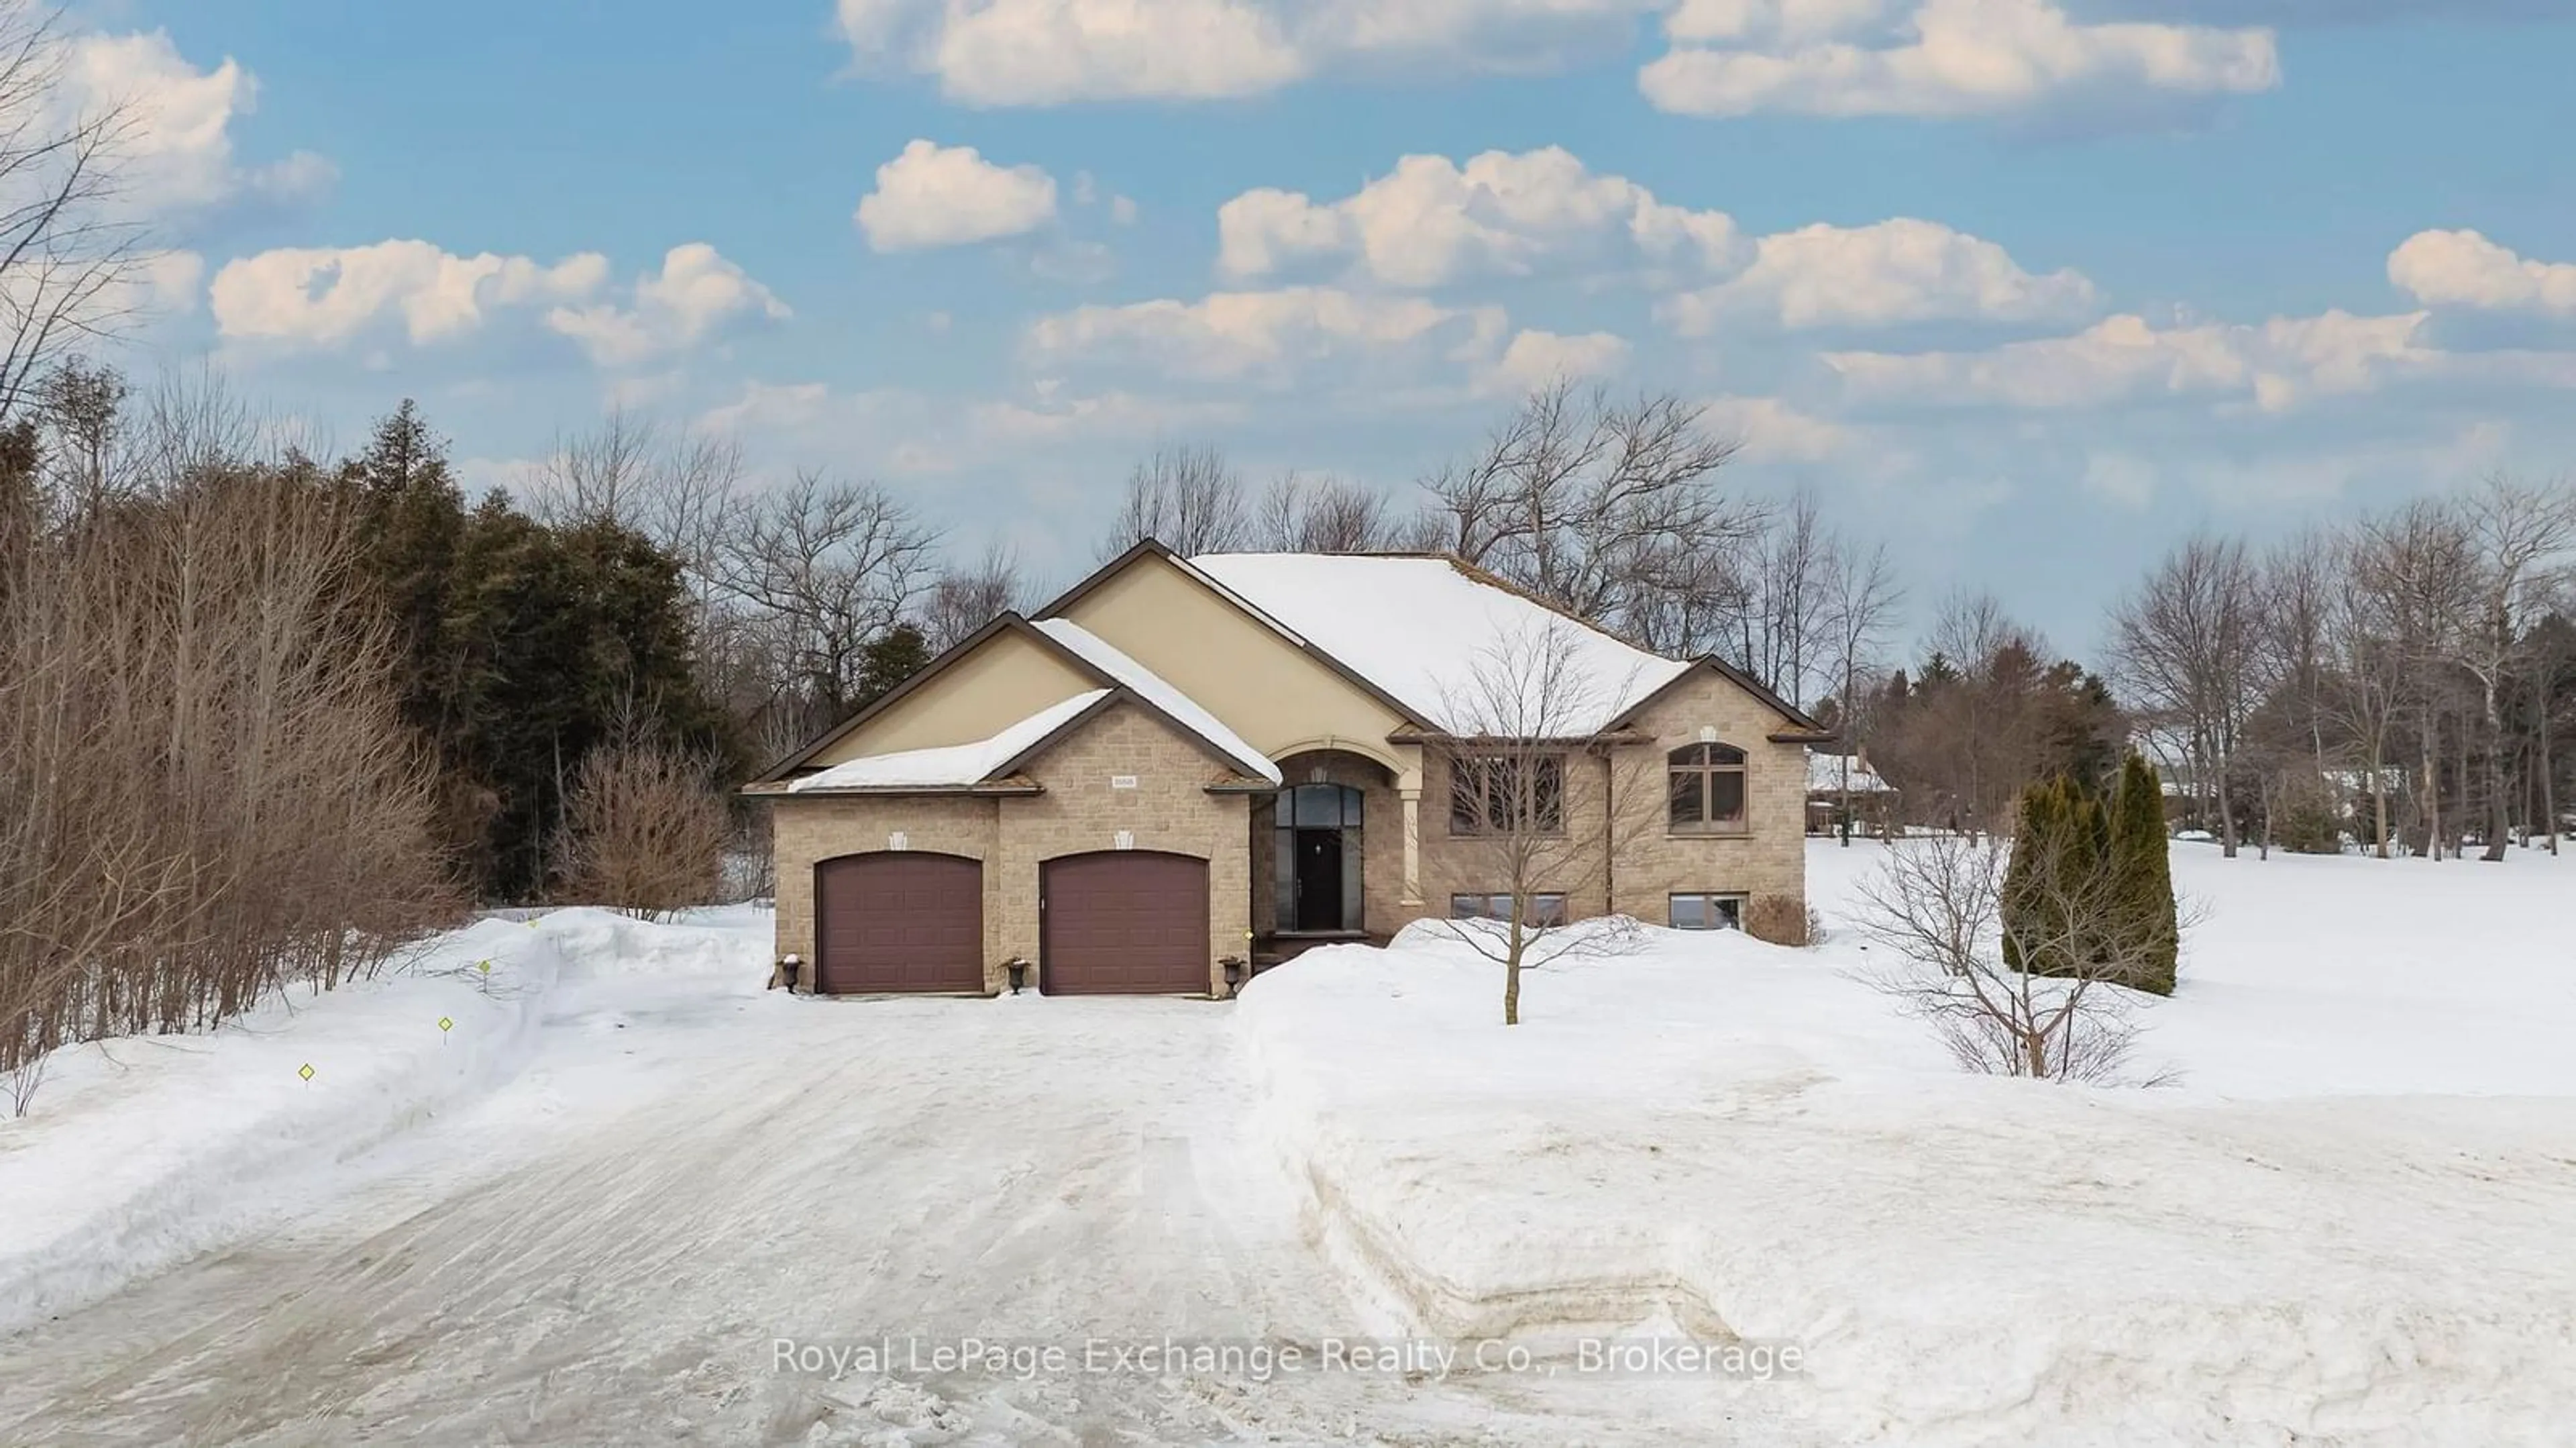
[81,0,2576,656]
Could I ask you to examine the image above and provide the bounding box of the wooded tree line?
[2101,478,2576,862]
[0,378,455,1104]
[1109,380,2575,868]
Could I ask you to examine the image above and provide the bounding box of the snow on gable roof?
[788,690,1110,791]
[1032,618,1281,784]
[1806,749,1895,794]
[1185,554,1693,735]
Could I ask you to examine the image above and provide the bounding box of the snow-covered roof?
[1185,554,1694,734]
[1806,749,1895,794]
[788,690,1109,791]
[1033,618,1282,783]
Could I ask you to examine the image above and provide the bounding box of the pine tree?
[330,402,733,902]
[855,623,934,709]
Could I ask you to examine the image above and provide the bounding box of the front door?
[1275,782,1364,934]
[1293,829,1342,931]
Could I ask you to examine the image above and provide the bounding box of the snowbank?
[1239,841,2576,1445]
[0,906,767,1335]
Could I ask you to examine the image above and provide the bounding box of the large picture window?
[1448,754,1566,835]
[1668,742,1748,833]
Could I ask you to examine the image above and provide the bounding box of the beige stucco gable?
[807,627,1099,767]
[1057,550,1418,779]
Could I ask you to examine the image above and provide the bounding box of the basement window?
[1668,893,1746,931]
[1450,892,1568,927]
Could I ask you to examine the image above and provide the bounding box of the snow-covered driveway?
[0,964,1731,1447]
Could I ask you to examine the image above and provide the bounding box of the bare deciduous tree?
[557,738,730,921]
[1421,380,1756,651]
[2110,535,2263,857]
[1857,833,2176,1084]
[527,407,743,585]
[1256,470,1408,554]
[714,472,938,742]
[0,3,146,427]
[1742,488,1834,709]
[1420,621,1653,1026]
[920,539,1025,652]
[1822,530,1904,843]
[2321,530,2408,857]
[1099,442,1250,559]
[2,386,456,1115]
[2445,473,2576,862]
[2355,501,2475,858]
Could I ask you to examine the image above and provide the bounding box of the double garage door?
[812,850,1208,996]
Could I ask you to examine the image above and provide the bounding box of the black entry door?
[1293,829,1342,931]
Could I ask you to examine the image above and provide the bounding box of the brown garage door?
[1040,851,1210,996]
[814,853,984,994]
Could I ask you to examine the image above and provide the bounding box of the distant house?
[744,540,1833,996]
[1805,748,1898,836]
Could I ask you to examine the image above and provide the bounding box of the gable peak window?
[1669,741,1748,833]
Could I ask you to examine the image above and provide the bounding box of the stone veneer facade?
[771,666,1807,990]
[771,701,1251,995]
[1410,665,1808,928]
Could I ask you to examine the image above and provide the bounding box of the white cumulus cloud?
[1661,217,2099,330]
[835,0,1656,105]
[1640,0,2280,118]
[1022,283,1609,399]
[211,242,610,348]
[1824,309,2438,412]
[1698,393,1851,461]
[2387,229,2576,318]
[1214,150,2086,336]
[545,244,794,366]
[837,0,1304,104]
[63,30,333,214]
[856,140,1061,251]
[1485,328,1632,392]
[209,240,785,366]
[1217,147,1739,287]
[1025,286,1501,383]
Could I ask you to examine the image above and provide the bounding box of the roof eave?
[757,780,1048,798]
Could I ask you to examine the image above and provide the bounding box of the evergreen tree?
[331,402,733,902]
[2112,752,2180,996]
[345,400,468,740]
[2000,778,2051,975]
[2003,776,2106,978]
[2006,757,2182,996]
[853,623,934,710]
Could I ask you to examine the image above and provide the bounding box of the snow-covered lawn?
[0,907,771,1336]
[1237,838,2576,1445]
[6,841,2571,1445]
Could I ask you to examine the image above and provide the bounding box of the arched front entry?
[1275,782,1364,932]
[813,852,984,994]
[1040,851,1210,995]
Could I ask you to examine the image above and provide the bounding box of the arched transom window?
[1668,742,1748,833]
